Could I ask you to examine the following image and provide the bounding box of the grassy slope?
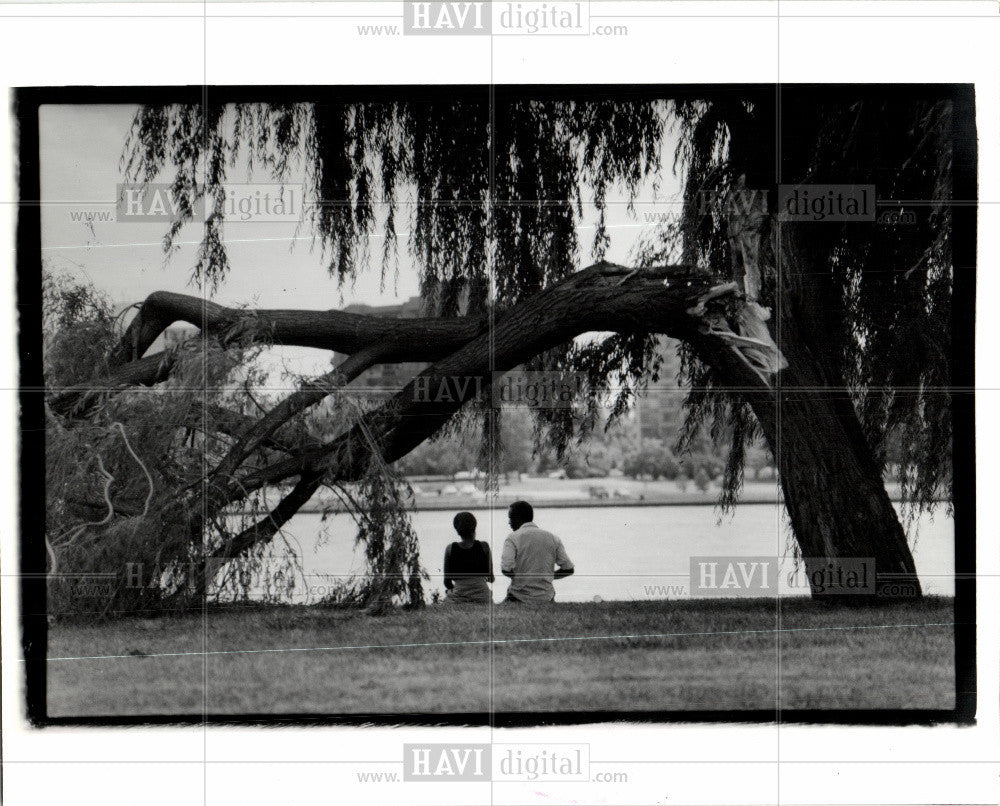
[47,598,955,717]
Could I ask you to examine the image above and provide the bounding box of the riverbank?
[254,478,921,514]
[48,597,955,717]
[302,491,778,512]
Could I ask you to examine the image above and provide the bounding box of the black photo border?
[14,82,977,728]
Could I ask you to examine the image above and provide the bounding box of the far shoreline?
[292,492,778,513]
[236,479,942,514]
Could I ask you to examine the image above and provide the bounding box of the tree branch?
[196,404,319,456]
[213,472,325,563]
[108,290,488,368]
[58,261,787,568]
[209,346,385,481]
[48,351,178,416]
[211,262,785,514]
[50,296,488,416]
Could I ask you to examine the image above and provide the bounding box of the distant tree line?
[395,368,778,486]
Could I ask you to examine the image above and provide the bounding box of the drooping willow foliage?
[123,97,663,303]
[123,95,668,442]
[44,270,263,618]
[113,96,671,610]
[804,98,953,516]
[71,89,955,616]
[123,91,954,500]
[636,93,954,516]
[44,270,390,617]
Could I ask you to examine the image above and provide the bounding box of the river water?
[246,504,954,603]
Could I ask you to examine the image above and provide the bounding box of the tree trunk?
[764,226,921,600]
[720,188,922,600]
[782,400,921,601]
[747,380,923,601]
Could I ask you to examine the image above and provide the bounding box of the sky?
[39,103,684,378]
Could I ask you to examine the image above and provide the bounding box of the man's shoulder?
[521,525,561,544]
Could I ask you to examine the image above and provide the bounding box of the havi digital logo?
[403,744,491,781]
[404,1,491,35]
[690,556,777,596]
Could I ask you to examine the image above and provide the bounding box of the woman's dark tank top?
[447,541,489,576]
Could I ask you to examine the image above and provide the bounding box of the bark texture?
[720,183,921,598]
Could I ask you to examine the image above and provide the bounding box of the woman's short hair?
[453,511,477,539]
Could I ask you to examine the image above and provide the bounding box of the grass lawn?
[47,598,955,717]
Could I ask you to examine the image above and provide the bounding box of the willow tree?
[50,86,961,604]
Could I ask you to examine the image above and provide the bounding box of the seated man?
[500,500,574,604]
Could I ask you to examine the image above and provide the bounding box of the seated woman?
[443,511,494,604]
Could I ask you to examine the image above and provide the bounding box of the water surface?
[255,504,954,603]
